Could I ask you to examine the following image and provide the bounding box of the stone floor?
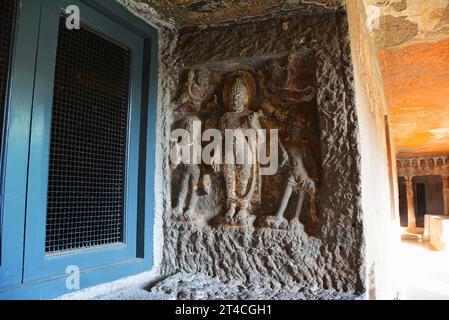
[58,238,449,300]
[56,271,170,300]
[58,272,360,300]
[397,239,449,300]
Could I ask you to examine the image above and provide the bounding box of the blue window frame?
[0,0,41,289]
[0,0,158,299]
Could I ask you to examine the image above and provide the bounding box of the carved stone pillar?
[443,176,449,216]
[405,177,416,231]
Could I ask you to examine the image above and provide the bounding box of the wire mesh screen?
[0,0,15,147]
[45,16,131,254]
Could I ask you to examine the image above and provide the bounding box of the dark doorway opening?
[398,177,408,227]
[416,183,426,215]
[416,182,426,227]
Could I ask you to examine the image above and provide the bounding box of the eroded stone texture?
[132,0,343,27]
[150,273,363,300]
[391,0,407,12]
[373,15,419,50]
[365,0,449,50]
[159,8,365,298]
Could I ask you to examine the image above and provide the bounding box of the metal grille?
[45,17,131,253]
[0,0,15,148]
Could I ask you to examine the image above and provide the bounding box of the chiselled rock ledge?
[150,273,363,300]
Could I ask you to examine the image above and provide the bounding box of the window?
[0,0,157,299]
[45,16,131,254]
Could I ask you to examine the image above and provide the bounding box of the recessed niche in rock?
[161,11,364,297]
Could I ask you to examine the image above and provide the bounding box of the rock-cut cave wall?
[157,7,366,299]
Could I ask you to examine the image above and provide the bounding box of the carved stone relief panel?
[397,154,449,178]
[161,12,363,296]
[169,47,322,234]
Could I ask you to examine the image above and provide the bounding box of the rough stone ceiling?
[367,0,449,50]
[136,0,343,27]
[366,0,449,156]
[121,0,449,157]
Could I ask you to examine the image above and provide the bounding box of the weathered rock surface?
[150,273,363,300]
[160,8,366,298]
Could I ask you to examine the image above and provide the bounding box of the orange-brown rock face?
[378,37,449,156]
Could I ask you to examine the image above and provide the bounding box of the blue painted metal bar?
[0,0,43,288]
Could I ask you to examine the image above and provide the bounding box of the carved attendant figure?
[275,111,319,226]
[172,68,212,221]
[259,51,320,229]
